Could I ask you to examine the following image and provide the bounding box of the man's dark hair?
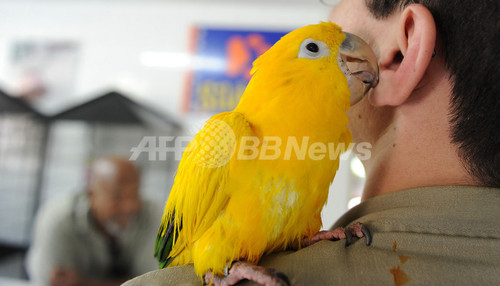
[365,0,500,187]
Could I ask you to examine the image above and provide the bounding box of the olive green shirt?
[27,192,162,285]
[124,185,500,285]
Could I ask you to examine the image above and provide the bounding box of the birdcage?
[0,89,48,279]
[46,90,183,205]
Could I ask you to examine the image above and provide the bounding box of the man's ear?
[370,4,436,106]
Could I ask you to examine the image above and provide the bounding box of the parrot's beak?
[339,32,379,105]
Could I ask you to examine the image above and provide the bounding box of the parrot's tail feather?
[155,210,182,268]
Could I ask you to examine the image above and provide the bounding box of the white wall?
[0,0,357,229]
[0,0,332,116]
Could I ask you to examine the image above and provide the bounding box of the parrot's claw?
[204,261,290,286]
[345,222,372,247]
[302,222,372,248]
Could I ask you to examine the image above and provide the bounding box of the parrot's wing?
[155,111,253,268]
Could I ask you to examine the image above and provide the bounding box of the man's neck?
[361,92,475,201]
[362,145,474,201]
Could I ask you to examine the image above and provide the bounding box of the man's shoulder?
[124,229,500,286]
[35,192,84,230]
[123,266,200,286]
[122,239,395,286]
[123,186,500,285]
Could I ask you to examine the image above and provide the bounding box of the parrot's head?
[248,21,378,106]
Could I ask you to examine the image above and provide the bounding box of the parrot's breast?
[225,163,330,256]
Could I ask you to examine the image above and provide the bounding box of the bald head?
[88,156,141,235]
[89,157,139,191]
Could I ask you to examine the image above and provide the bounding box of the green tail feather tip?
[154,211,182,269]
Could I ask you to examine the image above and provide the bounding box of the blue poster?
[184,27,289,113]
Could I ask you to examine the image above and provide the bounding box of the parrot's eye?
[306,43,319,53]
[298,39,330,59]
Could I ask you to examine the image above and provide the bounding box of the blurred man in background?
[27,156,162,286]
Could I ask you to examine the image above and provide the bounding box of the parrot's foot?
[303,222,372,247]
[204,261,290,286]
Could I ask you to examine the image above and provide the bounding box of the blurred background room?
[0,0,366,284]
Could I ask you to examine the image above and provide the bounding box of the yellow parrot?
[155,21,378,286]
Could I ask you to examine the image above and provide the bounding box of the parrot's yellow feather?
[155,21,352,277]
